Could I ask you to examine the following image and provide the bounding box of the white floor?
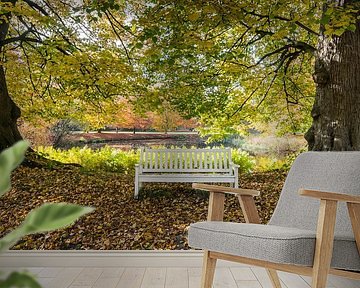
[1,251,359,288]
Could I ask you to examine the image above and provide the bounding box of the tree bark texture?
[0,66,22,151]
[306,1,360,151]
[0,1,23,151]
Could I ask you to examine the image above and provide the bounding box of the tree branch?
[22,0,49,16]
[105,11,132,65]
[108,10,136,37]
[256,72,278,108]
[241,8,320,36]
[230,74,269,117]
[1,34,41,45]
[19,43,37,92]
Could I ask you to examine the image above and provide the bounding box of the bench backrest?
[139,148,232,173]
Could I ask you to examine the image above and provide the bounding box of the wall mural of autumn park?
[0,0,359,253]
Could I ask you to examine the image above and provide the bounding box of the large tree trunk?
[305,3,360,151]
[0,0,23,152]
[0,66,22,151]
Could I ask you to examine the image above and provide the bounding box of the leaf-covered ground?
[0,166,286,250]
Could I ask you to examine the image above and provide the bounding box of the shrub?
[231,149,255,173]
[254,156,287,172]
[253,152,301,172]
[37,146,140,174]
[243,135,307,158]
[50,119,83,148]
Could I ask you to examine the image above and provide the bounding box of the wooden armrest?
[195,183,261,223]
[299,189,360,204]
[192,183,260,197]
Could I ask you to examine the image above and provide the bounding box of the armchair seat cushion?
[188,221,360,271]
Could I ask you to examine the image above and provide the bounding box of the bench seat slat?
[142,168,231,173]
[139,175,236,183]
[142,148,227,152]
[140,173,236,178]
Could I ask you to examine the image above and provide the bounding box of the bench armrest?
[135,163,142,174]
[192,183,260,197]
[230,162,240,168]
[299,189,360,204]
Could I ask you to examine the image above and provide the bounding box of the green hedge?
[37,146,139,174]
[37,146,293,174]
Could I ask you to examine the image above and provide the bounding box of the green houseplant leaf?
[21,203,94,234]
[0,271,41,288]
[0,141,29,196]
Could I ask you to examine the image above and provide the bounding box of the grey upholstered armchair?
[188,152,360,288]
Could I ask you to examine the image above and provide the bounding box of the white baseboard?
[0,250,247,268]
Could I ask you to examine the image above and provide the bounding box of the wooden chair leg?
[267,269,282,288]
[200,191,224,288]
[347,202,360,253]
[237,195,282,287]
[312,200,337,288]
[201,250,217,288]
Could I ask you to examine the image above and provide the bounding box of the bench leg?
[134,167,139,199]
[134,181,139,199]
[134,182,143,199]
[230,181,238,188]
[139,182,143,196]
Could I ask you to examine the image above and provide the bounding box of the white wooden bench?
[134,148,239,198]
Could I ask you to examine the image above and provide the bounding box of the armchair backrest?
[269,152,360,238]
